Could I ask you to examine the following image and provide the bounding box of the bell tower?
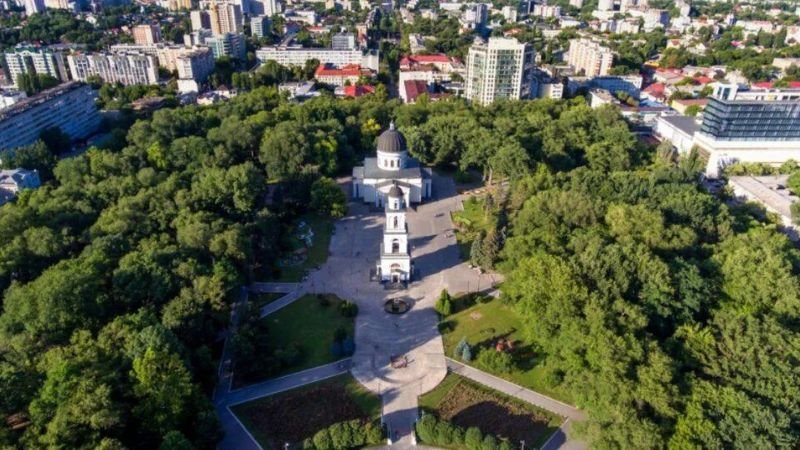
[378,183,412,283]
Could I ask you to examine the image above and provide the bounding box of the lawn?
[275,215,334,282]
[451,196,495,260]
[439,296,573,404]
[232,374,380,450]
[250,292,284,309]
[419,373,562,449]
[264,293,355,376]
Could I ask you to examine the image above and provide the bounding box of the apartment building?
[205,33,246,59]
[68,52,159,85]
[567,38,614,77]
[191,10,212,30]
[209,2,243,34]
[176,47,215,81]
[465,37,535,105]
[3,46,70,88]
[0,82,100,152]
[251,15,271,37]
[132,24,162,45]
[332,33,357,50]
[256,46,380,71]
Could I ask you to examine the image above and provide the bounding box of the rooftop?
[659,115,700,136]
[0,82,88,122]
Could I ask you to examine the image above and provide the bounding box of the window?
[393,216,398,228]
[391,239,400,253]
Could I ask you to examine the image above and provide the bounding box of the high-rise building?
[43,0,71,10]
[161,0,191,10]
[23,0,44,15]
[175,47,215,81]
[209,2,243,34]
[465,37,535,105]
[250,0,278,16]
[4,46,70,88]
[250,16,271,37]
[205,33,246,59]
[331,33,356,50]
[67,52,159,86]
[190,10,212,30]
[566,38,614,77]
[132,24,162,45]
[0,82,101,152]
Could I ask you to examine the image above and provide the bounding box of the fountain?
[384,297,410,314]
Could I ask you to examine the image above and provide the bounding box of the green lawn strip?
[276,214,334,282]
[264,294,354,377]
[419,373,562,449]
[451,196,493,260]
[232,374,380,449]
[250,292,284,309]
[440,297,573,404]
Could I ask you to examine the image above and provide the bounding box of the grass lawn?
[232,374,380,450]
[250,292,284,309]
[264,293,355,377]
[440,296,573,404]
[275,215,334,282]
[419,373,562,449]
[451,196,494,260]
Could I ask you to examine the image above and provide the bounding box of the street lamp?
[520,440,525,450]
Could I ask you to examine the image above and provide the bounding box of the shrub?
[465,426,483,450]
[477,348,513,373]
[452,426,465,446]
[434,420,455,446]
[313,428,333,450]
[415,415,437,443]
[435,289,453,316]
[341,336,356,356]
[365,422,385,444]
[499,439,514,450]
[454,337,468,357]
[338,300,359,318]
[334,327,347,342]
[302,437,314,449]
[481,434,499,450]
[461,344,473,362]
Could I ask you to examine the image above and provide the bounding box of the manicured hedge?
[307,419,385,449]
[415,414,515,450]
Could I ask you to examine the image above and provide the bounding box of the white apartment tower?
[465,37,535,105]
[68,53,159,86]
[4,46,70,88]
[379,183,412,283]
[567,39,614,77]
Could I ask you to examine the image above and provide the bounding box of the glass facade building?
[699,97,800,141]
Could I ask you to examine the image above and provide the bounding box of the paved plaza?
[305,173,495,447]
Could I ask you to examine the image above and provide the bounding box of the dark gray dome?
[377,122,407,153]
[388,183,403,198]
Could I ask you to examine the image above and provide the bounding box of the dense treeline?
[501,149,800,447]
[1,84,796,449]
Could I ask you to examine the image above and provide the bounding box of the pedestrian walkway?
[259,287,305,318]
[446,359,587,450]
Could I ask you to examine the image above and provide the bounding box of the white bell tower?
[379,183,412,282]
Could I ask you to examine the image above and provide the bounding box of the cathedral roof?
[376,122,407,153]
[388,183,403,198]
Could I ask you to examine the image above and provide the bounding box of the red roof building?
[314,64,372,87]
[399,54,461,73]
[342,84,375,97]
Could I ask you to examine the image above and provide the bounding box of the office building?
[251,15,271,37]
[205,33,246,59]
[191,10,212,30]
[656,84,800,177]
[23,0,44,15]
[67,52,159,86]
[567,38,614,77]
[331,33,356,50]
[209,2,243,34]
[4,46,70,88]
[256,46,380,71]
[132,24,162,45]
[465,37,535,105]
[0,82,100,152]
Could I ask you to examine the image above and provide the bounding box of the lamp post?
[520,440,525,450]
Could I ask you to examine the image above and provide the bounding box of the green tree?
[311,176,347,218]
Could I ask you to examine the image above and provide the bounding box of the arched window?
[393,216,398,228]
[391,239,400,253]
[394,201,399,209]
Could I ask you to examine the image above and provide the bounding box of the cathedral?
[351,123,432,208]
[353,123,431,283]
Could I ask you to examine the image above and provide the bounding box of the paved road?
[447,359,587,450]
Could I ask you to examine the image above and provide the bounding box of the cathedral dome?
[376,122,407,153]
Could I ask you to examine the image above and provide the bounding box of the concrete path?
[216,359,352,450]
[249,282,300,293]
[259,288,305,318]
[447,359,587,450]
